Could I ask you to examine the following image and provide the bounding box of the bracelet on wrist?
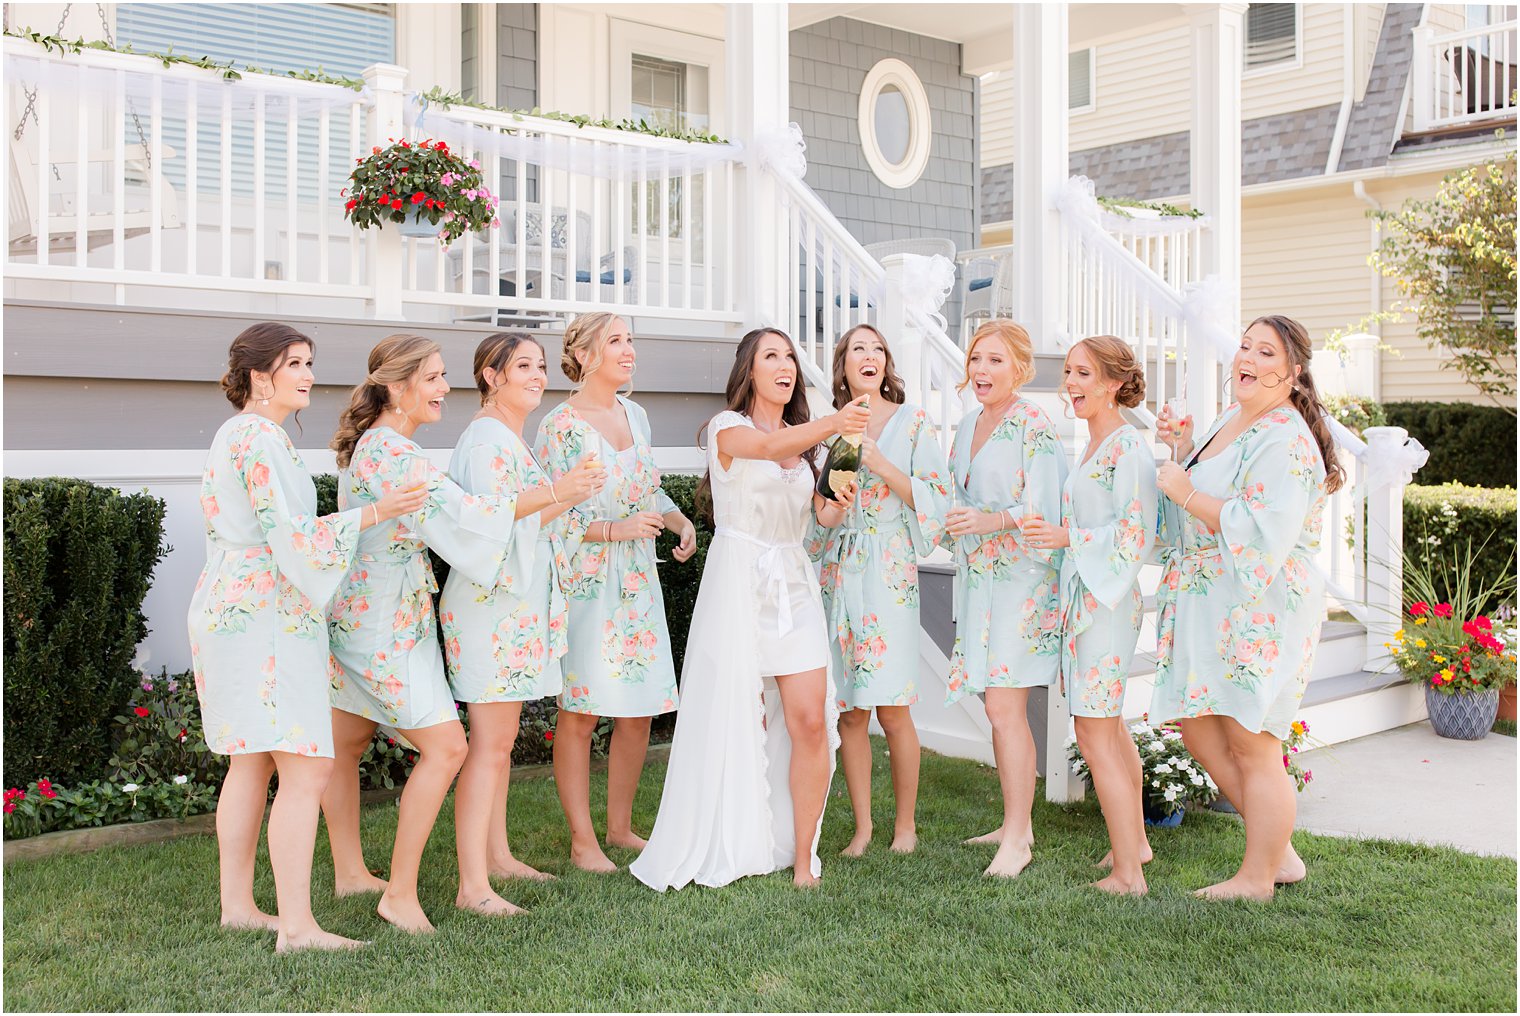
[549,480,561,505]
[1181,488,1198,513]
[369,503,379,527]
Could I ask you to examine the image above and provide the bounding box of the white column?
[727,2,791,331]
[1011,3,1068,354]
[877,254,926,403]
[363,63,408,320]
[1362,426,1410,671]
[1185,3,1246,420]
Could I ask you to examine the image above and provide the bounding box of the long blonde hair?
[560,312,630,392]
[330,333,442,468]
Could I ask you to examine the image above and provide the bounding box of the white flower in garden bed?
[1068,716,1220,816]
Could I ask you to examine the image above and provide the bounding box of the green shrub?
[1386,402,1517,487]
[655,473,710,677]
[1404,483,1518,614]
[2,776,219,840]
[3,478,168,786]
[1324,394,1387,436]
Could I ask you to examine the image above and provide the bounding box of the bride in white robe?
[631,329,870,890]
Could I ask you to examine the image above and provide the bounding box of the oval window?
[858,59,931,189]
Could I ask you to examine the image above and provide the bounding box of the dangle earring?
[258,383,272,407]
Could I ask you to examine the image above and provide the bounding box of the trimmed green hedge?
[3,478,168,786]
[1404,483,1518,613]
[1386,402,1516,488]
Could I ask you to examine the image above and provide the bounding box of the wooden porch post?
[1184,3,1246,420]
[727,2,791,331]
[363,63,409,321]
[1010,3,1068,355]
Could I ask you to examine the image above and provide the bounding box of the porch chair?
[959,252,1014,346]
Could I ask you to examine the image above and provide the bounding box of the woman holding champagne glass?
[944,320,1067,878]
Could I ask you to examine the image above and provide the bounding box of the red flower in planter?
[390,199,403,210]
[3,802,14,814]
[37,779,56,799]
[1474,615,1493,631]
[411,192,426,205]
[544,730,554,743]
[345,199,358,212]
[134,706,151,718]
[1433,603,1453,619]
[1409,601,1430,617]
[3,788,24,804]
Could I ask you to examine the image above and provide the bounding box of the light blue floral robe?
[1058,424,1158,718]
[328,427,514,731]
[189,414,361,757]
[1151,405,1327,738]
[808,404,950,710]
[534,396,679,717]
[946,398,1068,702]
[439,417,568,704]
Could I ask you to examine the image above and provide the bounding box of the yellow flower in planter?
[1414,638,1428,649]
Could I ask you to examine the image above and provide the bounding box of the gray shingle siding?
[496,4,537,113]
[1338,3,1422,172]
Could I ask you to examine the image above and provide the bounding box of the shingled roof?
[1337,3,1423,172]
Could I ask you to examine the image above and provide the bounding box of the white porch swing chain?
[13,3,154,175]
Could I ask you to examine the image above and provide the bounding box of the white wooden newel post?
[1361,426,1412,670]
[363,63,409,321]
[727,2,791,331]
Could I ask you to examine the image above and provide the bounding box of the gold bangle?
[369,503,379,527]
[1181,489,1198,513]
[549,480,561,505]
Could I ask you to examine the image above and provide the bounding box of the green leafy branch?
[417,86,729,145]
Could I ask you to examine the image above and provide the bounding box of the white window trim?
[1242,2,1304,79]
[858,58,932,190]
[1069,47,1096,115]
[608,18,726,135]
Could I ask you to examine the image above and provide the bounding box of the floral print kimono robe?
[808,404,951,710]
[189,414,361,757]
[945,398,1068,702]
[439,417,568,704]
[328,427,514,731]
[535,396,679,717]
[1058,424,1158,717]
[1151,405,1327,739]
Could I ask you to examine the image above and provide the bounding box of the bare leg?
[1097,732,1154,869]
[321,709,385,896]
[481,703,553,882]
[837,708,874,857]
[605,715,652,850]
[553,709,616,872]
[1075,716,1147,896]
[876,705,920,853]
[982,687,1036,878]
[454,702,527,916]
[1190,718,1296,900]
[216,752,279,930]
[375,720,468,933]
[268,752,367,952]
[775,667,831,888]
[1180,717,1304,884]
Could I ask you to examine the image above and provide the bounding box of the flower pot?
[1143,802,1185,827]
[1499,683,1517,723]
[396,207,442,238]
[1425,686,1500,740]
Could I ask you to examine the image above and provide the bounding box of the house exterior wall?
[496,3,538,112]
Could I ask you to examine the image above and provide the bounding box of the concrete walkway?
[1290,721,1517,858]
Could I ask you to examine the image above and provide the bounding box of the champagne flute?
[1165,397,1188,464]
[1021,502,1046,574]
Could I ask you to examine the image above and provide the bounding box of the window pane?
[1245,3,1297,69]
[1068,49,1093,109]
[874,85,911,165]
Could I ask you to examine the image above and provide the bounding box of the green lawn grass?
[4,739,1515,1012]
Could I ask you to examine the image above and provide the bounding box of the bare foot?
[1193,876,1274,901]
[793,872,821,888]
[276,928,369,953]
[1276,845,1307,885]
[220,909,279,932]
[983,840,1032,878]
[569,843,618,873]
[455,889,527,917]
[489,856,557,882]
[840,827,873,858]
[334,872,389,897]
[1092,872,1148,896]
[1097,844,1154,869]
[605,831,648,851]
[376,892,436,934]
[966,825,1033,848]
[889,829,918,854]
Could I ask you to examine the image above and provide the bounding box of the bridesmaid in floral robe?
[534,313,697,873]
[1153,315,1340,900]
[189,323,423,952]
[1025,336,1158,895]
[809,324,950,858]
[944,320,1067,879]
[324,334,519,934]
[441,333,605,915]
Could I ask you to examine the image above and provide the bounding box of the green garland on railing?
[1097,195,1206,219]
[416,86,729,145]
[3,29,365,89]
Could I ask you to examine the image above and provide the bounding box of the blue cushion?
[833,293,862,308]
[575,268,633,285]
[969,276,993,292]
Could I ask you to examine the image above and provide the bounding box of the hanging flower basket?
[343,138,499,245]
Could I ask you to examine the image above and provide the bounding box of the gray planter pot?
[1425,686,1500,740]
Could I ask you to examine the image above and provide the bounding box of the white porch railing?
[1101,205,1206,292]
[4,38,747,326]
[1411,19,1519,132]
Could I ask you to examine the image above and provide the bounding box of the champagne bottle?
[816,396,868,500]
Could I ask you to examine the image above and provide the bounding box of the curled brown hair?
[830,323,906,409]
[473,332,542,403]
[559,312,628,389]
[1066,335,1145,409]
[693,327,817,525]
[1249,314,1346,494]
[330,333,442,469]
[221,322,314,427]
[959,319,1037,392]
